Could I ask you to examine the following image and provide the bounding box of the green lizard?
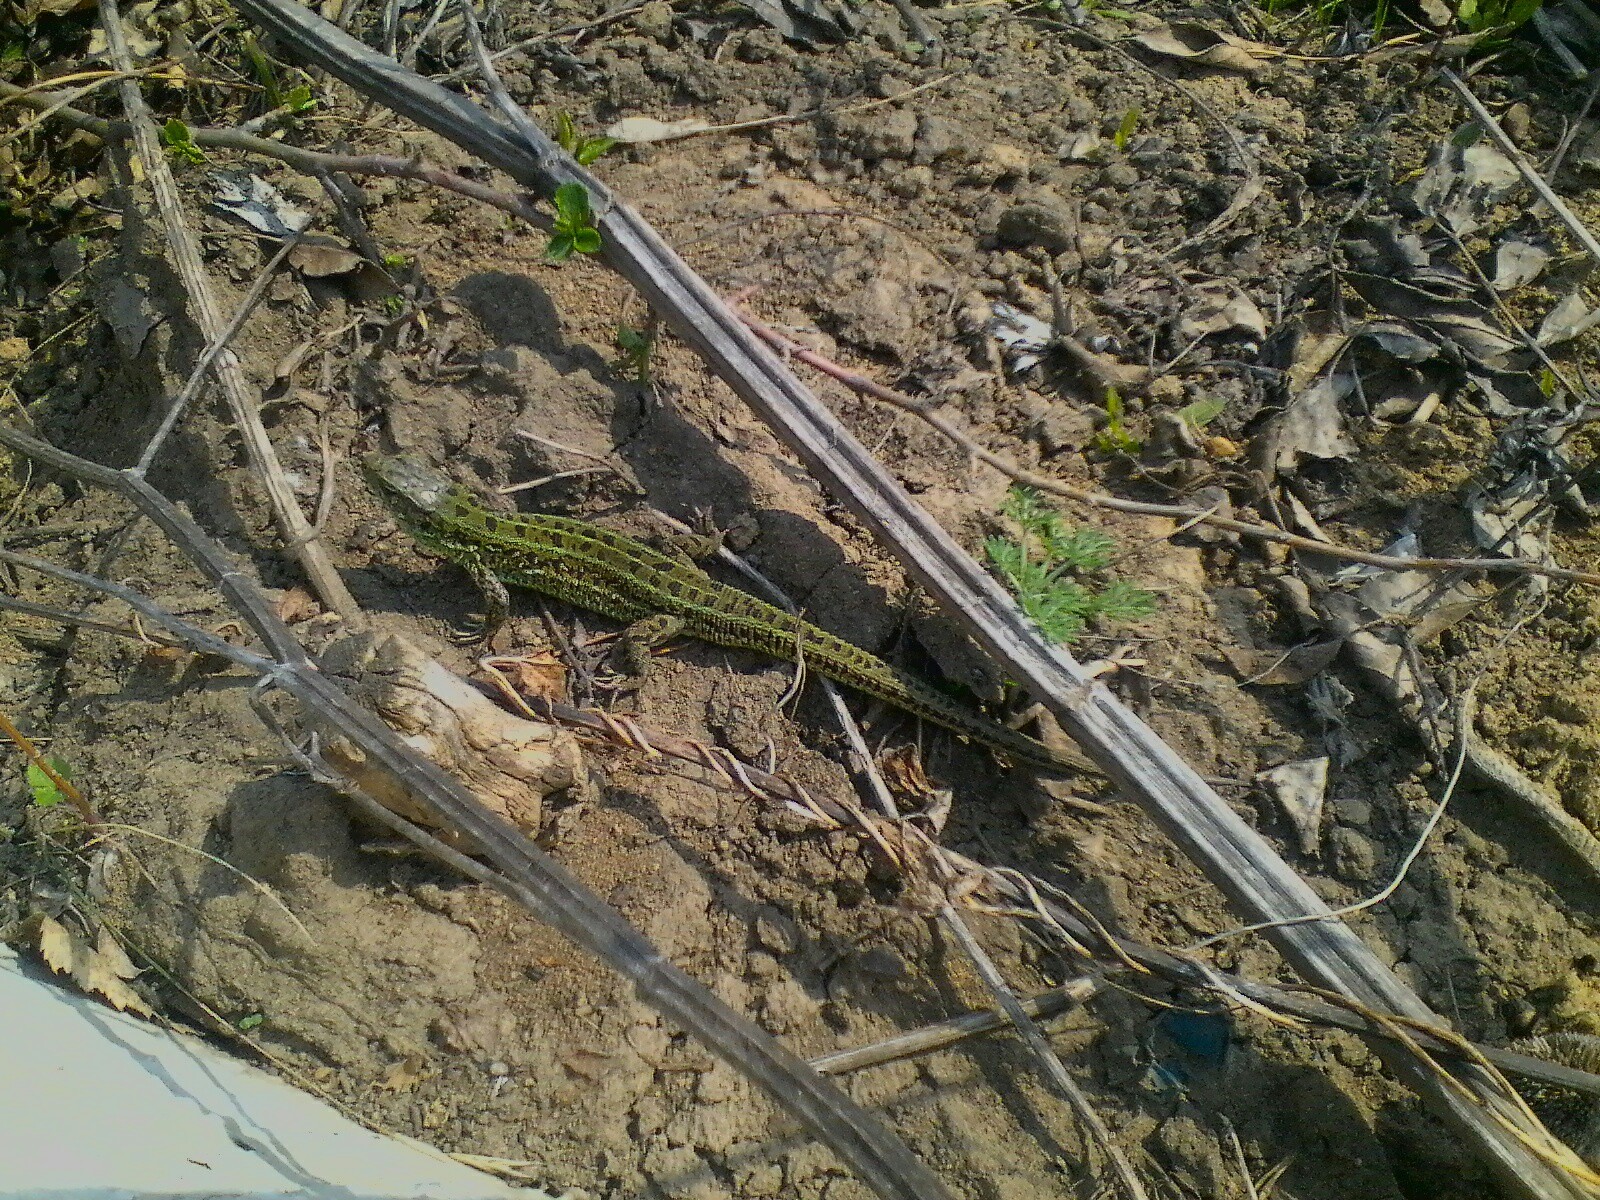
[364,453,1084,774]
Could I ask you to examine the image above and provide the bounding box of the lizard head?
[361,454,456,528]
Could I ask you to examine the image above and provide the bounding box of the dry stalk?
[97,0,360,622]
[0,424,950,1200]
[736,307,1600,591]
[0,703,98,825]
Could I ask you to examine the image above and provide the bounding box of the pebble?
[995,201,1075,252]
[632,0,673,41]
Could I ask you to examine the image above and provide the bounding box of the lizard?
[363,453,1087,775]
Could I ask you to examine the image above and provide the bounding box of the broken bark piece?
[315,632,587,845]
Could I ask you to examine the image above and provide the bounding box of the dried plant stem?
[737,309,1600,591]
[0,703,98,824]
[0,80,552,231]
[97,0,360,622]
[942,904,1148,1200]
[0,420,951,1200]
[1440,67,1600,269]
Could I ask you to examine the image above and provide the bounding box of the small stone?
[887,164,933,199]
[0,337,29,364]
[1331,796,1372,827]
[913,114,960,164]
[1500,102,1532,145]
[964,143,1030,184]
[1330,826,1378,884]
[840,108,918,161]
[1097,162,1139,189]
[632,0,673,41]
[995,201,1075,252]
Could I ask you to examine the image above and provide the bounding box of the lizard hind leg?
[619,612,686,674]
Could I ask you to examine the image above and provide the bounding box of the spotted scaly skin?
[364,454,1080,774]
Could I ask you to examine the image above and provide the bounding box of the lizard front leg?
[457,553,512,646]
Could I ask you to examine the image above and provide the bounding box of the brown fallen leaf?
[378,1053,428,1094]
[486,652,569,704]
[273,586,323,625]
[36,916,155,1017]
[1134,22,1274,75]
[289,235,364,278]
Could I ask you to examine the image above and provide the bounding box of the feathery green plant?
[986,486,1155,644]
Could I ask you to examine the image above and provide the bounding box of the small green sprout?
[284,84,317,115]
[1093,387,1140,455]
[382,252,410,270]
[1457,0,1542,34]
[1177,395,1228,432]
[614,325,655,384]
[546,182,602,263]
[1113,107,1141,152]
[553,111,616,167]
[239,31,283,107]
[26,756,72,808]
[160,118,205,164]
[237,1013,265,1032]
[986,487,1155,644]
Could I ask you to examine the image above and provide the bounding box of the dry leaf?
[1413,131,1522,237]
[289,236,364,278]
[1177,282,1266,341]
[1492,240,1550,292]
[274,586,323,625]
[36,916,154,1016]
[1133,22,1273,74]
[1255,757,1328,855]
[37,914,75,975]
[489,653,569,703]
[604,115,713,143]
[379,1053,428,1093]
[1537,291,1600,347]
[1271,372,1358,471]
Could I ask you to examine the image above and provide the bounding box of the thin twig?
[0,79,551,231]
[941,903,1148,1200]
[219,7,1599,1192]
[1441,67,1600,269]
[737,308,1600,591]
[98,0,361,622]
[136,233,304,475]
[88,822,316,946]
[433,0,656,81]
[0,703,99,825]
[0,423,950,1200]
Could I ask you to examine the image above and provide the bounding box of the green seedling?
[546,182,602,263]
[237,1013,265,1032]
[553,111,616,166]
[1457,0,1541,34]
[1177,395,1228,432]
[26,756,72,808]
[985,486,1156,644]
[239,30,283,108]
[614,325,655,384]
[160,118,205,164]
[1093,387,1140,455]
[382,252,410,270]
[284,84,317,115]
[1113,107,1140,152]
